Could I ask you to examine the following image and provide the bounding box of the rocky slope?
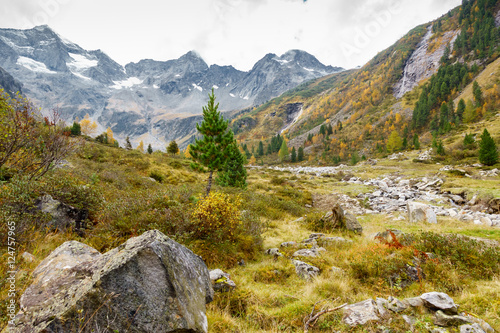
[0,66,22,96]
[0,25,342,148]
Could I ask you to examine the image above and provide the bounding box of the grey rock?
[463,314,495,333]
[280,241,297,248]
[320,236,352,246]
[35,195,89,233]
[9,230,213,333]
[421,292,458,314]
[209,269,236,292]
[293,248,322,258]
[265,248,283,257]
[343,299,382,326]
[407,202,437,224]
[375,298,390,318]
[386,296,408,313]
[292,260,319,280]
[460,324,487,333]
[404,297,424,308]
[434,310,472,327]
[21,252,35,263]
[309,233,325,239]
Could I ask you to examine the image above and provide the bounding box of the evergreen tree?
[190,89,235,195]
[291,146,297,162]
[479,128,498,166]
[266,144,272,155]
[167,140,179,155]
[147,143,153,154]
[463,133,475,146]
[473,81,483,106]
[298,146,304,162]
[436,141,446,156]
[216,142,247,189]
[70,122,81,136]
[319,124,326,136]
[257,141,264,156]
[327,124,333,135]
[413,134,420,150]
[125,136,132,150]
[456,99,466,122]
[351,152,359,165]
[278,140,289,161]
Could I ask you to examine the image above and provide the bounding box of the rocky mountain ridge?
[0,25,343,148]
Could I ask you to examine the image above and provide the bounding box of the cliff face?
[394,25,459,99]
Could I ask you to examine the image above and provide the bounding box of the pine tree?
[298,146,304,162]
[413,134,420,150]
[125,136,132,150]
[479,128,498,166]
[257,141,264,156]
[190,89,235,195]
[473,81,483,106]
[456,99,466,122]
[70,122,81,136]
[216,142,247,189]
[167,140,179,155]
[278,140,289,161]
[147,144,153,154]
[291,146,297,162]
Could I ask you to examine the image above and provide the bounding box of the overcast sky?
[1,0,461,71]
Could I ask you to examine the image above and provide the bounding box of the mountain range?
[0,25,342,148]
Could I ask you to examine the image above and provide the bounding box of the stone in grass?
[8,230,213,333]
[460,324,488,333]
[209,269,236,292]
[434,310,472,327]
[292,260,319,280]
[407,202,437,224]
[386,296,408,313]
[343,299,383,326]
[280,241,297,248]
[292,248,324,258]
[421,292,458,315]
[265,248,283,257]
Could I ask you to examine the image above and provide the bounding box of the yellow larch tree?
[80,114,98,136]
[106,127,114,144]
[137,140,144,153]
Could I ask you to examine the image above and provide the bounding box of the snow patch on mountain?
[192,83,203,92]
[16,56,56,74]
[111,77,143,89]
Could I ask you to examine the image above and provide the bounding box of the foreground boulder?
[7,230,213,333]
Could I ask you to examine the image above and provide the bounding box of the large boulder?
[35,195,89,233]
[420,292,458,315]
[407,202,437,224]
[321,204,363,234]
[7,230,213,333]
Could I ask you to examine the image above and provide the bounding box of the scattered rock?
[292,260,319,280]
[209,269,236,292]
[10,230,213,333]
[293,248,323,258]
[21,252,35,263]
[343,299,383,326]
[460,324,488,333]
[421,292,458,315]
[386,296,408,313]
[405,296,424,308]
[280,241,297,248]
[320,204,362,234]
[407,202,438,224]
[35,194,89,233]
[265,248,283,257]
[434,310,472,327]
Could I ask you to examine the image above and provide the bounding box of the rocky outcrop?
[341,292,495,332]
[7,230,213,333]
[35,195,89,233]
[0,66,22,96]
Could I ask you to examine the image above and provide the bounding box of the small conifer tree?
[479,129,498,166]
[147,143,153,154]
[291,146,297,162]
[190,89,237,195]
[298,146,304,162]
[167,140,179,155]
